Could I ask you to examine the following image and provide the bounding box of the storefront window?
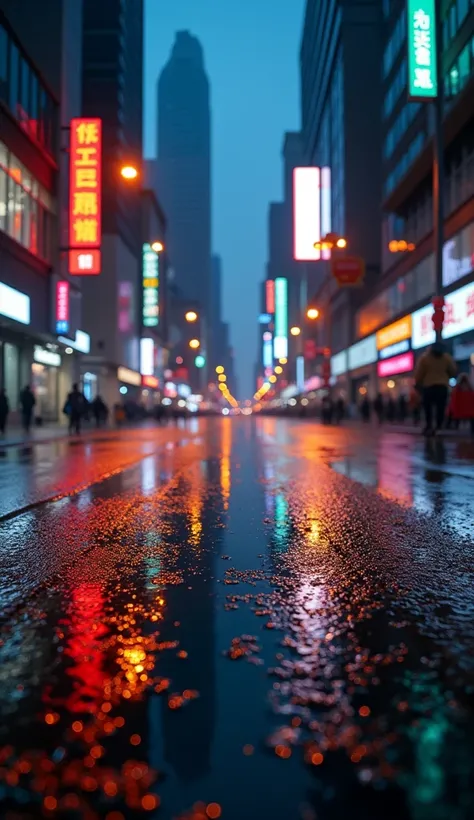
[4,343,19,411]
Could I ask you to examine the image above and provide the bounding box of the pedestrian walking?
[91,395,108,427]
[64,383,87,435]
[409,385,422,426]
[0,388,9,436]
[360,396,371,423]
[335,396,345,424]
[447,373,474,435]
[19,385,35,434]
[373,393,384,425]
[414,343,456,436]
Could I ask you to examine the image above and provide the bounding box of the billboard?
[142,243,159,327]
[140,337,154,376]
[412,281,474,349]
[376,315,412,350]
[69,118,102,275]
[407,0,438,100]
[293,166,331,261]
[274,277,288,359]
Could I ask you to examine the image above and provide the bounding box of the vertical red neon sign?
[266,280,275,314]
[56,280,70,334]
[69,118,102,275]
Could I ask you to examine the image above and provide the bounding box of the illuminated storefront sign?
[274,277,288,359]
[412,281,474,349]
[142,243,159,327]
[140,337,154,376]
[296,355,305,391]
[259,313,271,324]
[69,118,102,275]
[330,350,348,376]
[376,315,411,350]
[0,282,30,325]
[377,351,414,378]
[443,226,474,287]
[34,346,61,367]
[142,375,159,389]
[379,339,410,360]
[293,166,331,261]
[263,334,273,368]
[266,280,275,314]
[348,335,377,371]
[58,330,90,354]
[117,366,141,386]
[407,0,438,100]
[55,280,69,334]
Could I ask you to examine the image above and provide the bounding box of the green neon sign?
[407,0,438,100]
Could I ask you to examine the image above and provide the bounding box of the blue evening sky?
[144,0,305,396]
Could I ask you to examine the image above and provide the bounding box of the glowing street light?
[313,232,347,251]
[274,365,283,374]
[151,241,164,253]
[306,308,320,320]
[216,365,224,374]
[290,326,301,336]
[279,357,287,365]
[269,375,277,383]
[185,310,198,323]
[120,164,139,181]
[218,374,227,382]
[189,338,200,349]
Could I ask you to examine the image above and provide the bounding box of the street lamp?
[120,164,139,181]
[185,310,198,323]
[313,232,347,251]
[290,326,301,336]
[151,241,164,253]
[189,338,200,349]
[215,365,224,374]
[274,365,283,374]
[306,308,320,320]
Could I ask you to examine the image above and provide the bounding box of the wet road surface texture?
[0,418,474,820]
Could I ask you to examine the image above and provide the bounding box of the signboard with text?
[412,281,474,349]
[331,256,365,287]
[142,244,159,327]
[407,0,438,101]
[56,280,70,335]
[69,118,102,275]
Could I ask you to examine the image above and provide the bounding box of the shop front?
[411,280,474,377]
[347,335,377,402]
[31,345,62,422]
[330,350,348,396]
[376,315,413,397]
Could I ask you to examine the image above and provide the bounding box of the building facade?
[300,0,384,363]
[0,1,89,424]
[326,0,474,404]
[80,0,144,409]
[157,31,212,343]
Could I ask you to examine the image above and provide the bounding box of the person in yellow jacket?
[414,343,456,435]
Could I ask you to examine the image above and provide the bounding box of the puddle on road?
[0,421,474,819]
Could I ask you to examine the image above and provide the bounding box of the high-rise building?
[157,31,211,326]
[349,0,474,400]
[79,0,145,408]
[300,0,384,357]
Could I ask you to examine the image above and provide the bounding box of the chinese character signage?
[407,0,438,100]
[412,281,474,348]
[56,280,70,334]
[142,244,159,327]
[69,118,102,275]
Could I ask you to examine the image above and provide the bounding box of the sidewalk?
[0,421,153,449]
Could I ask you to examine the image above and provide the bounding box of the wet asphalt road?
[1,418,474,820]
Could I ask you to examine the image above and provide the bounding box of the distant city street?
[1,418,474,819]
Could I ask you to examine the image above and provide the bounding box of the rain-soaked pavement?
[1,418,474,820]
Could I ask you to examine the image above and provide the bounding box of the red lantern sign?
[331,256,365,287]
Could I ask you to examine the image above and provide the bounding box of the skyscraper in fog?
[157,31,211,322]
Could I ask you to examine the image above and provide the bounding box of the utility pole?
[432,0,444,343]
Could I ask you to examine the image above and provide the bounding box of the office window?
[19,57,31,131]
[0,141,54,260]
[9,43,19,113]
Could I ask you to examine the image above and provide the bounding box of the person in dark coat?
[91,395,108,427]
[19,385,35,433]
[0,389,9,435]
[65,383,86,434]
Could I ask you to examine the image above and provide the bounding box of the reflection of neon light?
[274,495,288,552]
